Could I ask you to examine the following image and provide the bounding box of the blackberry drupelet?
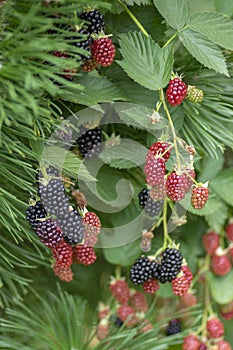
[166,319,181,336]
[156,248,183,283]
[37,166,70,216]
[57,210,84,245]
[77,127,102,158]
[26,201,47,230]
[130,256,157,285]
[36,218,63,248]
[138,188,164,216]
[79,9,105,34]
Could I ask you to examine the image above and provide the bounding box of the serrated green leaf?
[208,271,233,304]
[179,29,229,76]
[118,32,173,91]
[153,0,188,30]
[215,0,233,17]
[189,12,233,50]
[205,200,228,232]
[211,168,233,206]
[99,140,147,169]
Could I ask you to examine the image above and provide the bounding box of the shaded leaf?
[211,168,233,206]
[208,270,233,304]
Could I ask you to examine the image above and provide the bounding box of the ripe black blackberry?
[37,166,70,216]
[155,248,183,283]
[36,218,63,248]
[166,319,181,336]
[138,188,164,216]
[79,9,105,34]
[26,201,47,230]
[77,127,102,158]
[70,28,92,60]
[130,256,157,285]
[57,210,84,245]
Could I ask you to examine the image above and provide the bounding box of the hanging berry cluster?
[26,165,101,282]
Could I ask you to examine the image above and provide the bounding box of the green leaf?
[197,151,224,182]
[209,270,233,304]
[211,168,233,206]
[99,140,147,169]
[189,12,233,50]
[215,0,233,17]
[180,194,222,216]
[179,29,229,76]
[153,0,188,30]
[103,239,141,266]
[123,0,151,5]
[205,201,228,232]
[118,32,173,91]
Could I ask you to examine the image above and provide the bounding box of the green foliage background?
[0,0,233,349]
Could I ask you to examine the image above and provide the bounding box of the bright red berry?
[202,231,220,255]
[166,172,188,201]
[144,155,166,186]
[96,319,110,340]
[172,265,193,296]
[149,180,166,200]
[207,317,224,338]
[211,253,231,276]
[226,221,233,241]
[83,211,101,246]
[217,340,232,350]
[109,278,130,305]
[53,264,73,282]
[74,244,97,265]
[183,334,201,350]
[92,37,115,67]
[191,186,209,209]
[183,168,196,193]
[52,240,73,268]
[148,141,171,162]
[117,305,138,326]
[166,78,187,106]
[143,278,160,293]
[129,291,148,312]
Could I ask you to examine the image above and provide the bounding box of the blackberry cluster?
[130,256,157,285]
[138,188,164,216]
[155,248,183,283]
[77,127,102,158]
[79,10,105,34]
[36,218,63,248]
[37,166,70,216]
[57,210,84,245]
[71,28,92,60]
[166,319,181,336]
[26,201,47,230]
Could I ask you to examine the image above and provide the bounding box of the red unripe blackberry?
[143,278,160,294]
[117,305,138,326]
[148,141,171,162]
[138,188,164,217]
[57,210,84,246]
[109,279,130,305]
[217,340,232,350]
[26,201,47,230]
[166,78,187,106]
[82,58,98,72]
[183,334,201,350]
[83,212,101,235]
[149,180,166,200]
[52,240,73,268]
[79,10,105,35]
[36,218,63,248]
[226,221,233,241]
[166,319,181,336]
[98,304,110,320]
[130,256,157,285]
[77,127,102,158]
[155,248,183,283]
[206,317,224,338]
[191,186,209,209]
[129,291,148,312]
[172,265,193,296]
[219,300,233,320]
[53,264,73,282]
[202,231,220,255]
[96,319,109,340]
[144,155,166,186]
[74,244,96,265]
[198,343,207,350]
[211,253,231,276]
[92,37,115,67]
[179,292,197,308]
[166,172,188,201]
